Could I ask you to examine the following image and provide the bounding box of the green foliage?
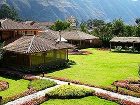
[80,22,88,33]
[80,18,140,47]
[87,19,105,28]
[135,18,140,25]
[91,22,113,47]
[124,25,135,37]
[50,20,70,31]
[112,19,125,36]
[29,79,57,91]
[0,4,21,20]
[47,85,94,99]
[135,25,140,37]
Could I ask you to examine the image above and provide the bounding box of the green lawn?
[0,76,29,98]
[46,48,140,87]
[41,96,118,105]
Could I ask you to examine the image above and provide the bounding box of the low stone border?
[46,76,140,98]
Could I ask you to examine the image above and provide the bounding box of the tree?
[86,19,105,29]
[135,18,140,25]
[135,25,140,37]
[91,22,113,47]
[80,22,88,33]
[50,20,70,31]
[0,4,20,20]
[112,19,125,36]
[124,25,135,37]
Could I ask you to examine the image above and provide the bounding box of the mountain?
[1,0,140,24]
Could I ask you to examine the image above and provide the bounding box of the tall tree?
[112,19,125,36]
[92,22,113,47]
[50,20,70,31]
[87,19,105,29]
[135,25,140,37]
[80,22,88,33]
[124,25,135,37]
[135,18,140,25]
[0,4,20,20]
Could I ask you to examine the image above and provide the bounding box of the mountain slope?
[1,0,140,23]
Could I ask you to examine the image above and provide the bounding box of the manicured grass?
[0,76,29,98]
[46,48,140,87]
[41,96,118,105]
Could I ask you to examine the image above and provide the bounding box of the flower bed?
[68,49,93,55]
[94,92,140,105]
[0,80,9,91]
[113,80,140,93]
[46,85,94,99]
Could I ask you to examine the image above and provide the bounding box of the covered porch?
[110,37,140,52]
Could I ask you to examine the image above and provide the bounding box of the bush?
[0,80,9,91]
[47,85,94,99]
[29,79,57,91]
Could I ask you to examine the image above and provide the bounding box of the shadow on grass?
[111,51,140,54]
[0,74,20,81]
[0,68,22,80]
[34,60,77,76]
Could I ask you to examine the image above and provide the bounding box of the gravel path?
[5,76,140,105]
[5,85,60,105]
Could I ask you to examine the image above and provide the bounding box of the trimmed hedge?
[47,85,94,99]
[29,79,57,91]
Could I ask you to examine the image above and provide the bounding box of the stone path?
[5,85,60,105]
[5,76,140,105]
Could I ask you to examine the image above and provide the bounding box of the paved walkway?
[5,76,140,105]
[5,85,60,105]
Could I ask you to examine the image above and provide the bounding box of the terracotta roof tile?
[110,37,140,43]
[39,30,99,41]
[3,35,74,54]
[0,19,39,30]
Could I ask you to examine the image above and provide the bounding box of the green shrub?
[47,85,94,99]
[29,79,57,91]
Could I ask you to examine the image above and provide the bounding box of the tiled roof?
[3,35,73,54]
[39,30,99,41]
[38,30,60,40]
[61,31,99,40]
[38,31,67,42]
[32,22,54,30]
[0,19,39,30]
[110,37,140,43]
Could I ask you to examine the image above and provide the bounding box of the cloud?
[131,0,138,1]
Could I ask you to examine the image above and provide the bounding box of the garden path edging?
[35,76,140,104]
